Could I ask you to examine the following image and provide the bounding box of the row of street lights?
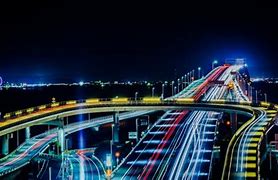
[135,66,206,98]
[135,60,220,99]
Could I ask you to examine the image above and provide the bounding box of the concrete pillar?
[58,127,65,154]
[1,134,9,155]
[25,127,31,140]
[230,112,237,134]
[16,130,19,146]
[57,118,65,154]
[112,112,120,144]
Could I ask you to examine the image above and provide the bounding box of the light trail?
[115,65,233,179]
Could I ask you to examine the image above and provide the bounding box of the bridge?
[0,61,277,179]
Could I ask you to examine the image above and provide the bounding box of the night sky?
[0,2,278,83]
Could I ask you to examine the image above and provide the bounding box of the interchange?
[0,63,277,179]
[113,64,254,179]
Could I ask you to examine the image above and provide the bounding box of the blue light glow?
[79,81,84,86]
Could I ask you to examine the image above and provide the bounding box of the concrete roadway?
[113,64,253,180]
[0,110,153,176]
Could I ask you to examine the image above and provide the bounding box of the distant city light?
[79,81,84,86]
[0,76,2,86]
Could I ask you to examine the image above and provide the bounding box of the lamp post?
[192,70,195,81]
[264,93,267,102]
[181,76,184,89]
[198,67,201,79]
[212,60,218,70]
[171,81,174,96]
[135,118,141,142]
[152,87,155,97]
[115,152,120,166]
[177,79,180,93]
[184,75,187,87]
[174,86,177,95]
[255,90,258,104]
[187,73,190,84]
[135,92,138,102]
[110,124,114,171]
[161,84,165,99]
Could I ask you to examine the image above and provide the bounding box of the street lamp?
[115,152,120,166]
[174,86,177,95]
[152,87,155,97]
[192,70,195,81]
[264,93,267,102]
[135,92,138,102]
[198,67,201,79]
[187,73,190,84]
[181,76,184,89]
[255,90,258,104]
[110,124,114,171]
[184,75,187,87]
[161,84,165,99]
[171,81,174,96]
[177,79,180,93]
[212,60,218,70]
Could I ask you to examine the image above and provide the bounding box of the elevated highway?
[0,100,253,137]
[0,101,259,177]
[0,111,153,176]
[222,104,278,180]
[0,63,277,179]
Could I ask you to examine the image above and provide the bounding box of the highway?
[0,111,153,176]
[223,106,277,179]
[113,64,242,179]
[1,62,276,179]
[0,63,230,179]
[0,102,255,177]
[35,148,105,179]
[59,149,105,180]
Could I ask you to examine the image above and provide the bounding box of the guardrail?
[0,97,174,120]
[221,105,278,180]
[0,97,258,121]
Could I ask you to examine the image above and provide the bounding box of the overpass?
[0,110,153,176]
[0,62,277,179]
[222,103,278,180]
[0,64,233,178]
[0,101,257,177]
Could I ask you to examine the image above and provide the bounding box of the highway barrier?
[0,97,269,121]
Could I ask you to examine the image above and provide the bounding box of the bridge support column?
[57,118,65,155]
[25,127,31,140]
[230,112,237,133]
[1,134,9,155]
[112,112,120,144]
